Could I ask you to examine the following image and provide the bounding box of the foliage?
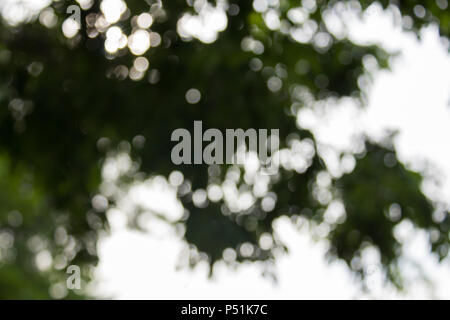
[0,0,449,298]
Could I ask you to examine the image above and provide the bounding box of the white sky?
[92,7,450,299]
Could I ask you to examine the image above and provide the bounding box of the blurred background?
[0,0,449,299]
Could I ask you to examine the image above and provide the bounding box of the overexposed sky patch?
[93,7,450,299]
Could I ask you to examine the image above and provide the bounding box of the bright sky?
[91,6,450,299]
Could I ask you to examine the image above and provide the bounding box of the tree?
[0,0,449,298]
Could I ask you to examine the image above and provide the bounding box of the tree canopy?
[0,0,449,298]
